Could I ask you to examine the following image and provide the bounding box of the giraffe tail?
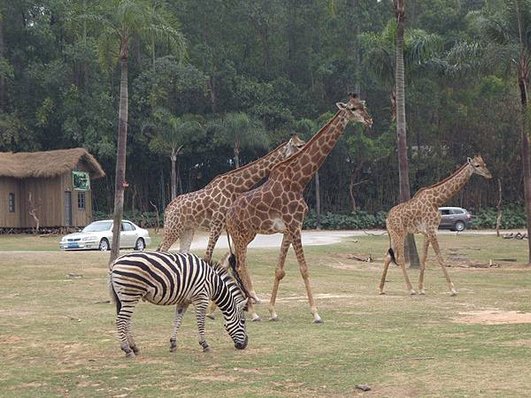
[387,248,398,265]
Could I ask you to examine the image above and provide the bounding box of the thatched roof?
[0,148,105,179]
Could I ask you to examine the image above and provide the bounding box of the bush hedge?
[94,205,526,231]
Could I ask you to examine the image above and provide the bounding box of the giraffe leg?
[206,301,217,320]
[193,297,211,352]
[395,243,416,295]
[169,304,188,352]
[291,231,322,323]
[429,235,457,296]
[179,228,195,253]
[233,237,261,321]
[268,234,291,321]
[159,222,184,252]
[418,236,430,295]
[204,220,223,263]
[379,251,392,295]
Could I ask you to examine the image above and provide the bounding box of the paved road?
[183,229,503,250]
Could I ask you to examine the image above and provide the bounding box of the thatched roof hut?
[0,148,105,179]
[0,148,105,230]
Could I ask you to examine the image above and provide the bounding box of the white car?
[60,219,151,251]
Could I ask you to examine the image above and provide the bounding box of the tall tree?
[394,0,419,267]
[147,109,205,199]
[210,112,268,168]
[92,0,186,263]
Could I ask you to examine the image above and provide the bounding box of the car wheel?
[99,238,110,251]
[454,221,466,232]
[134,238,145,251]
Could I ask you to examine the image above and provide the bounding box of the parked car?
[438,207,472,231]
[60,220,151,251]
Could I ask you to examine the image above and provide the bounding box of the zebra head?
[214,253,249,350]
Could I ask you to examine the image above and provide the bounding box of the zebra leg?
[193,298,210,352]
[170,304,188,352]
[116,296,141,358]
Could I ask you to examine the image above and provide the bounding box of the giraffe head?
[467,155,492,179]
[284,134,306,157]
[336,93,373,128]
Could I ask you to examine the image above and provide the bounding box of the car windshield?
[82,221,112,232]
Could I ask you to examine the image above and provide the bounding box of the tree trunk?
[495,178,502,238]
[0,12,5,111]
[518,53,531,264]
[110,42,129,265]
[170,153,177,200]
[394,0,419,267]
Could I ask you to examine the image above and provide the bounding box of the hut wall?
[19,176,63,228]
[0,177,22,228]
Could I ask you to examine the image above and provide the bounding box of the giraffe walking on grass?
[225,94,372,322]
[379,155,492,296]
[157,135,305,262]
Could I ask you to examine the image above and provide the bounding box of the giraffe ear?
[336,102,347,110]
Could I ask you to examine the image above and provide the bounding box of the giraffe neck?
[280,110,349,189]
[208,142,289,192]
[418,163,474,206]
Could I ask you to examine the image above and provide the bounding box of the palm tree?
[393,0,419,267]
[147,109,205,200]
[210,112,269,168]
[92,0,185,263]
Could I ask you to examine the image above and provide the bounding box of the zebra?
[109,251,249,357]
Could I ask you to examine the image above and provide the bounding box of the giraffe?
[157,135,306,262]
[379,155,492,296]
[225,94,372,323]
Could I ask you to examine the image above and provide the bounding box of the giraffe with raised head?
[225,94,372,323]
[157,135,306,262]
[379,155,492,296]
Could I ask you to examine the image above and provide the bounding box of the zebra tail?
[388,248,397,265]
[108,274,122,314]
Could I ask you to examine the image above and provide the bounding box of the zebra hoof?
[202,346,211,353]
[125,351,136,358]
[131,345,139,354]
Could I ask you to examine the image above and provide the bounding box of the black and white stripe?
[109,251,248,357]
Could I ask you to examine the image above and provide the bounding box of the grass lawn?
[1,230,530,397]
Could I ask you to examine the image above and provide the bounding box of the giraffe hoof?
[419,290,426,295]
[450,289,458,296]
[269,316,279,322]
[313,318,323,324]
[206,313,215,320]
[409,290,417,295]
[379,291,386,295]
[251,315,261,322]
